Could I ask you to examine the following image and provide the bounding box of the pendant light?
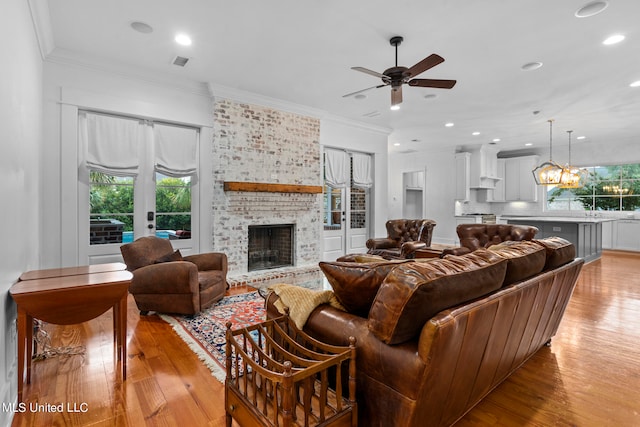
[532,119,566,185]
[558,130,587,188]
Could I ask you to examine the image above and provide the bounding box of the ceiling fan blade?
[408,78,457,89]
[391,86,403,106]
[351,66,391,80]
[342,84,387,98]
[406,54,445,78]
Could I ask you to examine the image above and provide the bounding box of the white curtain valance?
[324,149,349,188]
[154,124,199,177]
[352,152,373,189]
[81,111,141,176]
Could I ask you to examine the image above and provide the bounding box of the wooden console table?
[10,267,132,402]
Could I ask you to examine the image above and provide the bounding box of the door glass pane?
[323,185,342,230]
[89,172,133,245]
[155,173,192,239]
[350,186,367,229]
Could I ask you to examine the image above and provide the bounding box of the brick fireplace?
[211,98,322,275]
[248,224,294,272]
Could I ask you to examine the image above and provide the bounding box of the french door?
[78,114,199,264]
[321,153,370,261]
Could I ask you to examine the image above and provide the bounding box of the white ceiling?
[44,0,640,155]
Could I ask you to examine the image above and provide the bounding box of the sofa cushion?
[319,260,412,316]
[368,249,507,345]
[533,237,576,269]
[488,241,546,286]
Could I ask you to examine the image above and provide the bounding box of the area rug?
[159,290,265,382]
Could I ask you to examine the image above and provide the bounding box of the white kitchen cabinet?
[504,155,539,202]
[477,158,506,203]
[455,152,470,202]
[614,220,640,251]
[601,220,613,249]
[469,145,501,189]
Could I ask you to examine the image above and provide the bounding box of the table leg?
[117,294,127,380]
[16,308,30,402]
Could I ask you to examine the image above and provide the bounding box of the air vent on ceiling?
[172,56,190,67]
[362,111,381,118]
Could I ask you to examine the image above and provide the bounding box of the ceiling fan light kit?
[344,36,457,108]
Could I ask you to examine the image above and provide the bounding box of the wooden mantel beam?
[223,181,323,194]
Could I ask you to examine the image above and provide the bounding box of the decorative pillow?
[368,249,507,345]
[319,260,412,316]
[335,253,386,263]
[533,237,576,269]
[488,240,546,286]
[154,249,183,264]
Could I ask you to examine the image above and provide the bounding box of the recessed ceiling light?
[577,136,586,140]
[630,81,640,88]
[575,1,609,18]
[525,143,533,146]
[393,142,401,146]
[603,34,625,45]
[472,131,480,136]
[175,33,192,46]
[492,138,501,142]
[390,105,400,111]
[521,62,543,71]
[445,122,454,127]
[130,21,153,34]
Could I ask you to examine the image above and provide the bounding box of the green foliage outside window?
[547,164,640,211]
[90,172,191,232]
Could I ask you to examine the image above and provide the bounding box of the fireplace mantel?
[223,181,323,194]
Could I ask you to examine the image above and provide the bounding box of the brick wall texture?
[212,99,322,274]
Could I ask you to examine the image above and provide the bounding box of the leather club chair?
[120,236,227,315]
[442,223,539,257]
[366,219,436,259]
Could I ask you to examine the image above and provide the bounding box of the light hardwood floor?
[10,251,640,426]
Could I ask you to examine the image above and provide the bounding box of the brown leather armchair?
[442,223,539,257]
[120,236,227,315]
[366,219,436,259]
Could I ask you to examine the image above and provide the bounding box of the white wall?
[0,0,43,419]
[42,61,214,268]
[320,117,390,238]
[388,148,459,245]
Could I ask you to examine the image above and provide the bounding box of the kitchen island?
[502,216,614,263]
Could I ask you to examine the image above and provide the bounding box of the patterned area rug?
[159,290,265,382]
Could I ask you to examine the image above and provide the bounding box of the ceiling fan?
[343,36,456,108]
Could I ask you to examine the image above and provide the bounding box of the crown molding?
[27,0,55,60]
[208,83,392,136]
[45,48,212,97]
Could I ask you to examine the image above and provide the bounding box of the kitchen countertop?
[501,216,617,223]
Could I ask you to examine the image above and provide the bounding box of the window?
[547,163,640,211]
[156,173,192,238]
[89,173,133,245]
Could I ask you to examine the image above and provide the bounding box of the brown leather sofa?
[442,223,539,257]
[366,219,436,259]
[120,236,227,315]
[267,237,582,427]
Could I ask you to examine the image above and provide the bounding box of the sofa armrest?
[130,261,199,295]
[441,247,471,257]
[183,252,228,274]
[366,238,399,250]
[401,241,427,257]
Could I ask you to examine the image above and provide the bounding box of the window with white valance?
[324,149,349,188]
[79,111,142,176]
[352,152,373,189]
[154,123,199,177]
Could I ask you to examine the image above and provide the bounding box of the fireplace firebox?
[248,224,295,272]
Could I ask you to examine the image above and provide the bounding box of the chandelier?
[532,119,566,185]
[558,130,588,188]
